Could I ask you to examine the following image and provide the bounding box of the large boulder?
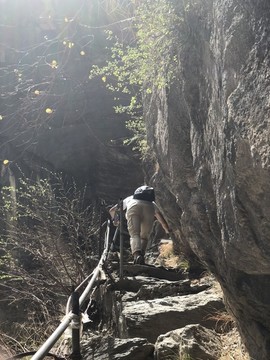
[155,324,222,360]
[145,0,270,358]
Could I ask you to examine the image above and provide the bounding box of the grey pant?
[126,201,155,254]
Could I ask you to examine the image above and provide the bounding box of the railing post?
[70,291,81,360]
[98,209,103,258]
[119,198,124,279]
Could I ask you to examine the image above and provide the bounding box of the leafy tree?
[89,0,179,156]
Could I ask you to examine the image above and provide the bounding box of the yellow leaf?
[80,51,85,56]
[63,41,67,45]
[0,115,3,120]
[51,60,58,69]
[45,108,53,114]
[34,90,40,95]
[102,76,106,82]
[68,42,74,48]
[3,159,9,165]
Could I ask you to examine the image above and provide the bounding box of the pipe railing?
[30,220,112,360]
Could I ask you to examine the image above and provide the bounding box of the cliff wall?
[145,1,270,358]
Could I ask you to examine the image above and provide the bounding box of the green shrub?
[89,0,179,157]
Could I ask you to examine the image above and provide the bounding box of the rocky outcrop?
[145,0,270,358]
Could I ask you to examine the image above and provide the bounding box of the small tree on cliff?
[89,0,179,156]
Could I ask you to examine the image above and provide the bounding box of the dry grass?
[0,345,13,360]
[219,327,250,360]
[206,285,250,359]
[206,310,235,333]
[157,241,189,270]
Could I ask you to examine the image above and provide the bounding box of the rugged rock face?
[145,0,270,358]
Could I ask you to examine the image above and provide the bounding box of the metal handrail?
[30,220,112,360]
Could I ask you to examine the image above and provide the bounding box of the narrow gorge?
[0,1,270,359]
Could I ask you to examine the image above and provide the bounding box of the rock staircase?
[80,254,225,360]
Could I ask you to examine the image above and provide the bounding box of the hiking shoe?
[134,255,145,265]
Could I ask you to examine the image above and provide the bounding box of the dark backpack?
[133,186,155,202]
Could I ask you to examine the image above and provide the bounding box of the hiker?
[109,185,170,265]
